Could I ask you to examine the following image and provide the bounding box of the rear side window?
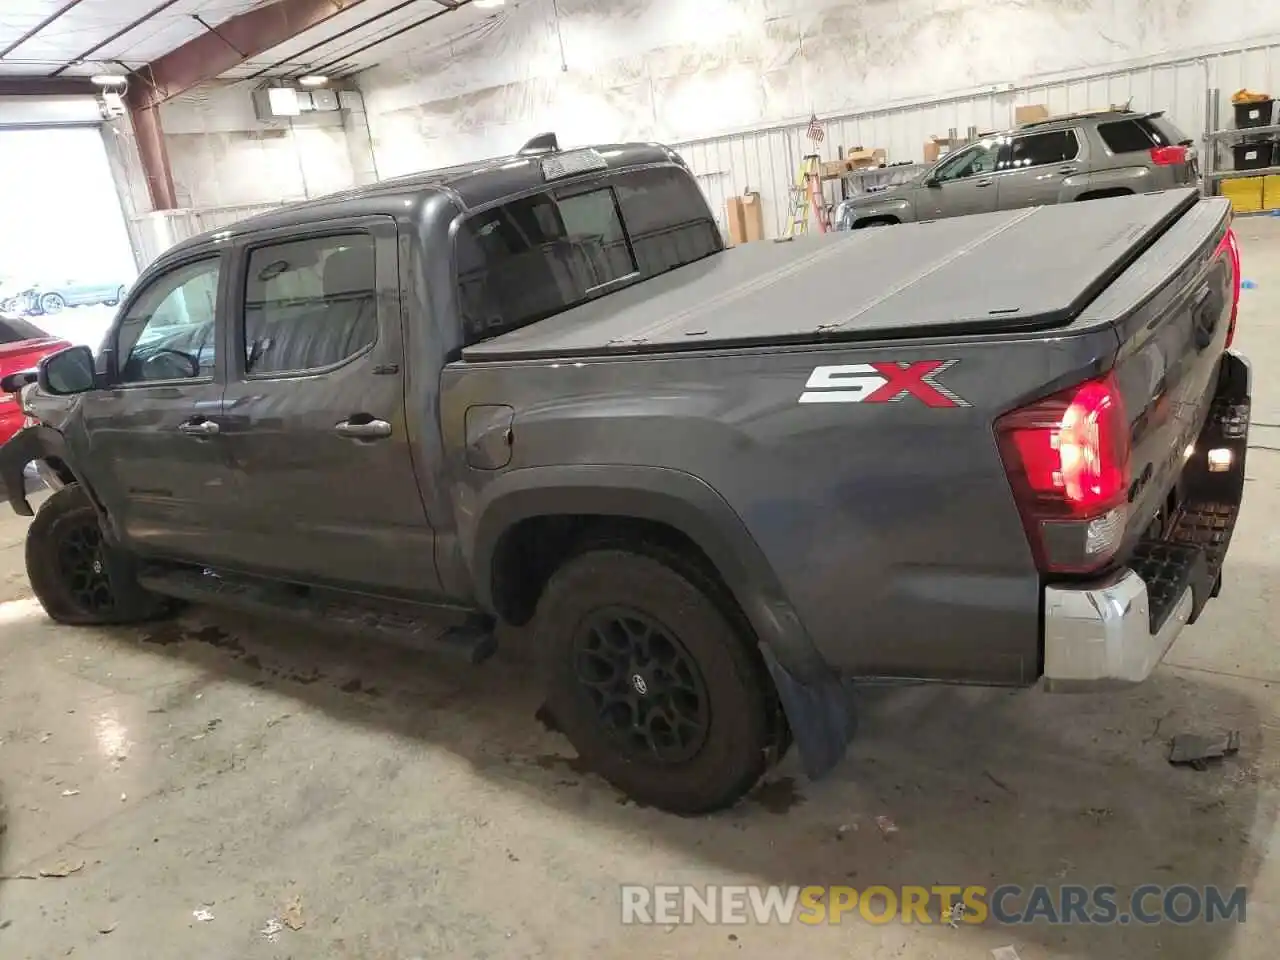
[242,234,377,376]
[1008,130,1079,168]
[1098,119,1158,153]
[1099,116,1190,154]
[0,316,48,343]
[455,165,721,345]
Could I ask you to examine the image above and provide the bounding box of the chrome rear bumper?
[1042,570,1193,692]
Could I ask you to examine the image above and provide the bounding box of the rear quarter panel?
[442,327,1119,685]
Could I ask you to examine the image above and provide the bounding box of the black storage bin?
[1232,139,1275,170]
[1233,99,1275,128]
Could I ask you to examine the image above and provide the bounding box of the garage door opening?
[0,126,137,351]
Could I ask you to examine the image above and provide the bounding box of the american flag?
[806,113,825,143]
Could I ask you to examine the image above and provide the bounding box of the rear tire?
[537,545,777,815]
[25,484,175,626]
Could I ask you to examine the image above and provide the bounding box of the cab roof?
[162,140,680,260]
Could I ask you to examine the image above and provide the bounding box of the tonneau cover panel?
[461,188,1198,362]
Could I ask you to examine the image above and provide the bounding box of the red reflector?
[996,374,1131,573]
[1150,145,1188,166]
[1216,226,1242,348]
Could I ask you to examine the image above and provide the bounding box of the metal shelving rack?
[1201,88,1280,191]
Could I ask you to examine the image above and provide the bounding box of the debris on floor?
[874,815,898,837]
[1168,730,1242,770]
[282,895,305,931]
[39,860,85,878]
[991,947,1022,960]
[192,908,215,922]
[98,922,117,935]
[59,789,79,797]
[8,859,86,880]
[260,918,283,943]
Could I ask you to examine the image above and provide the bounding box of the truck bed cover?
[460,187,1199,362]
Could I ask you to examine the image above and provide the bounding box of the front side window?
[1008,130,1080,168]
[242,233,377,376]
[116,258,221,384]
[934,142,1000,182]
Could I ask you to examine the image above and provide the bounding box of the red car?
[0,315,69,447]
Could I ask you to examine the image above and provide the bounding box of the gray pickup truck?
[0,136,1251,815]
[836,109,1198,229]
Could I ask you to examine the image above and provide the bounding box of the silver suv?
[836,110,1198,229]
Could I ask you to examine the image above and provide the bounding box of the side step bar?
[137,566,497,664]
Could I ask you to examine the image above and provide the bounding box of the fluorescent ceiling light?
[474,0,506,8]
[90,74,126,86]
[298,74,328,86]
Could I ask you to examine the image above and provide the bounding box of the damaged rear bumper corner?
[1041,570,1194,692]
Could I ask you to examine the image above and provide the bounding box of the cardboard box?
[1015,103,1050,124]
[726,192,765,244]
[821,160,850,180]
[845,147,887,168]
[1263,174,1280,210]
[1221,176,1265,214]
[923,139,958,164]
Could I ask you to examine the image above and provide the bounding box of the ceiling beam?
[0,0,90,61]
[125,0,368,109]
[307,0,471,78]
[51,0,186,77]
[243,0,443,81]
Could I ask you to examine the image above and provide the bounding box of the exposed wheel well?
[1075,188,1133,202]
[853,215,899,228]
[42,456,76,486]
[490,514,726,627]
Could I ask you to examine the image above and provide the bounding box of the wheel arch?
[0,424,98,519]
[469,464,829,684]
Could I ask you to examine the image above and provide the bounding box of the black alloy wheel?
[573,606,711,764]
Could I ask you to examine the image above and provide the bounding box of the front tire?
[39,293,65,314]
[538,546,777,814]
[25,484,174,626]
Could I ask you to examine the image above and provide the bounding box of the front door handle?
[177,418,219,437]
[974,178,994,187]
[334,417,392,440]
[1058,165,1078,174]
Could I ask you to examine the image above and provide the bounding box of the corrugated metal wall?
[147,39,1280,260]
[672,40,1280,240]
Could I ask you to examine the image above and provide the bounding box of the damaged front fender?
[0,424,70,517]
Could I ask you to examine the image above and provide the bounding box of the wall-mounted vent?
[251,85,343,122]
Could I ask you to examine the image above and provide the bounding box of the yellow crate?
[1221,176,1265,213]
[1264,174,1280,210]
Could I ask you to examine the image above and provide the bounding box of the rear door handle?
[975,179,994,187]
[177,418,219,437]
[1058,165,1078,174]
[334,417,392,440]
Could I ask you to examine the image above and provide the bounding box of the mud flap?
[0,426,44,517]
[758,642,855,780]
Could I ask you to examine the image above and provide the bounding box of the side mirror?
[0,369,37,394]
[37,345,96,397]
[924,176,941,188]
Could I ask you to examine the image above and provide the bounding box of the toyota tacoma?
[0,137,1250,814]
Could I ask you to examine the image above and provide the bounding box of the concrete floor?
[3,223,1280,960]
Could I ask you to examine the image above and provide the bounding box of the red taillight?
[1217,226,1242,348]
[996,373,1131,573]
[1150,145,1188,166]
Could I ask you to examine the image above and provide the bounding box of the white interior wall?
[158,84,363,210]
[358,0,1280,177]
